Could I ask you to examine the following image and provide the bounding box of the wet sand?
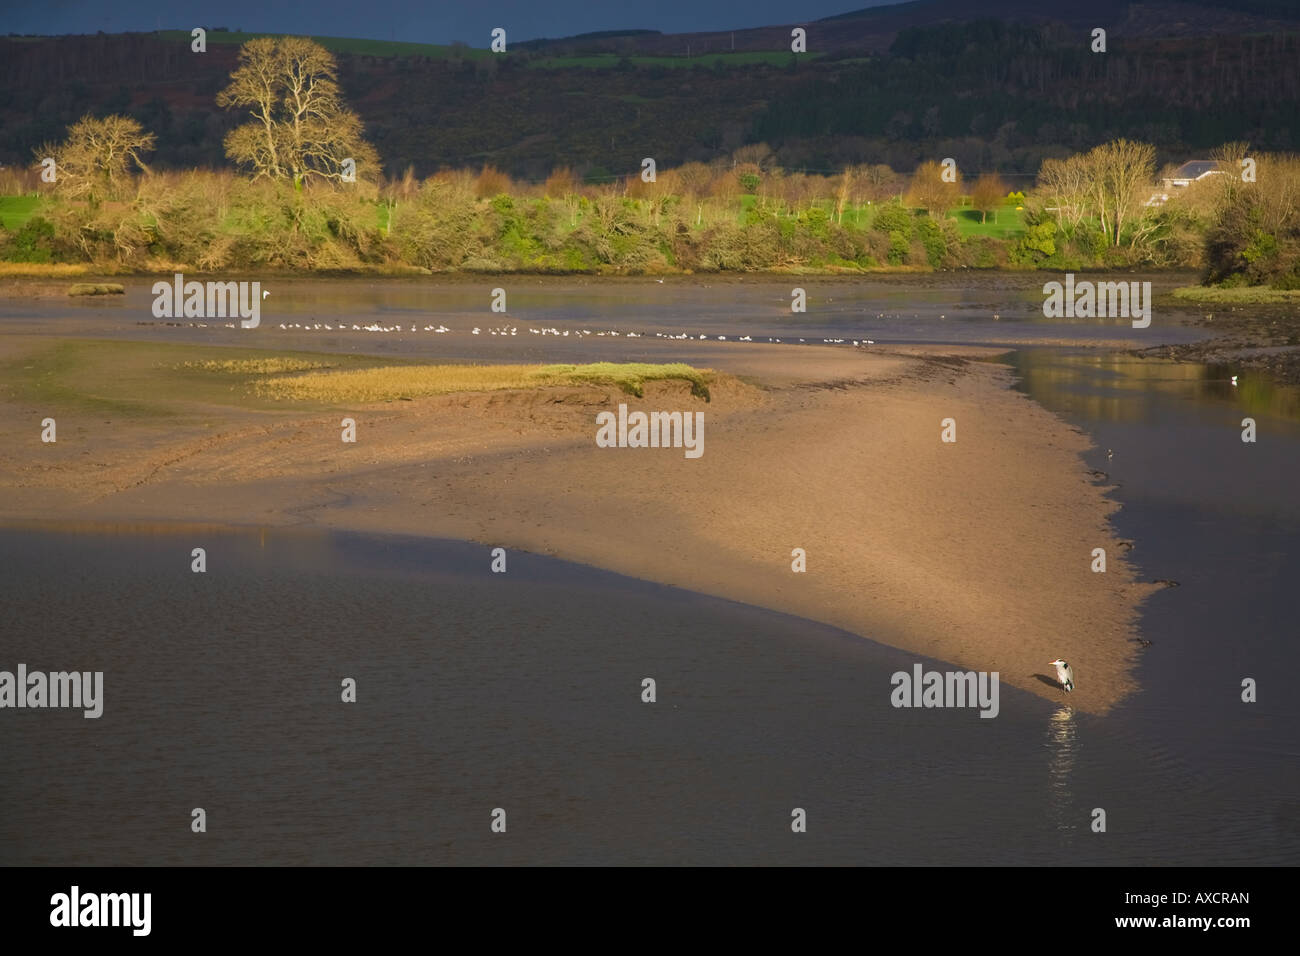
[0,336,1150,713]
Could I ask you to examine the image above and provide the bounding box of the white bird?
[1231,375,1238,386]
[1107,448,1113,460]
[1048,659,1075,692]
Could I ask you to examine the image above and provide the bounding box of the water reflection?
[1047,706,1078,836]
[1009,350,1300,422]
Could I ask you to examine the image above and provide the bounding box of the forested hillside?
[2,3,1298,181]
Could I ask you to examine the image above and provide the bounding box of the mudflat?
[0,336,1149,712]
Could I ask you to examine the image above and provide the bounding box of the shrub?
[887,229,910,265]
[917,216,946,267]
[872,201,914,238]
[1009,221,1057,264]
[3,216,57,263]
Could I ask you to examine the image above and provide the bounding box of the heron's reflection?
[1047,705,1077,834]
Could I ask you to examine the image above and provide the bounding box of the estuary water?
[1,275,1296,865]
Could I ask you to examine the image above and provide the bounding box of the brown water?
[0,273,1209,367]
[0,521,1261,866]
[1010,349,1300,861]
[2,276,1296,865]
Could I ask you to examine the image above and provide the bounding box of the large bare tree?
[217,37,379,188]
[906,160,961,217]
[1084,139,1155,246]
[38,114,155,209]
[1036,155,1090,233]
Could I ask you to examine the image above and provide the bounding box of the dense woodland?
[2,17,1298,179]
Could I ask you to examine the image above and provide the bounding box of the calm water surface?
[0,273,1208,363]
[1,278,1296,865]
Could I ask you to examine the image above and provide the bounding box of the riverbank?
[1140,288,1300,384]
[0,335,1151,713]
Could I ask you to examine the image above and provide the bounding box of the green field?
[155,29,811,69]
[953,205,1027,239]
[157,30,493,60]
[0,196,41,231]
[527,51,818,69]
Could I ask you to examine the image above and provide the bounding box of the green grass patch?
[152,30,804,69]
[155,29,493,60]
[526,51,817,69]
[1172,285,1300,304]
[0,195,42,231]
[953,205,1027,239]
[178,357,340,375]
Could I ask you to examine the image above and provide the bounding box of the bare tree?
[969,173,1007,224]
[730,143,776,171]
[39,114,155,209]
[906,160,961,217]
[217,37,379,188]
[1081,140,1155,246]
[1037,155,1090,233]
[544,166,577,198]
[834,166,856,224]
[862,163,901,202]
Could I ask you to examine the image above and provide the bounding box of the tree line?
[3,37,1297,287]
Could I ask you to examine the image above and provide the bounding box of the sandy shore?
[0,340,1150,712]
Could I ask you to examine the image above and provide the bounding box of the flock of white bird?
[154,318,882,347]
[255,321,878,346]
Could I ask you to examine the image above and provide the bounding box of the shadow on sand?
[1032,673,1066,691]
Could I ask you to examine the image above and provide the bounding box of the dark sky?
[2,1,895,45]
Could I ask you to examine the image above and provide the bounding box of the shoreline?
[0,266,1205,295]
[0,340,1152,713]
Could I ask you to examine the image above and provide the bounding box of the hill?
[2,1,1298,179]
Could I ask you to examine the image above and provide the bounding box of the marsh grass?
[255,361,714,403]
[1173,286,1300,304]
[4,338,714,416]
[2,339,372,417]
[0,262,95,278]
[68,283,125,296]
[179,357,340,375]
[536,362,713,399]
